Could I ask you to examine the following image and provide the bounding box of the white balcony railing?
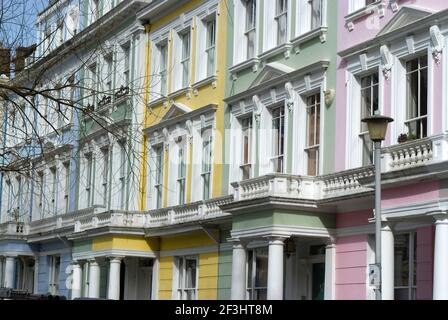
[147,196,233,227]
[382,134,448,173]
[232,174,316,201]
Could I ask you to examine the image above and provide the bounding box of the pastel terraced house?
[2,0,448,301]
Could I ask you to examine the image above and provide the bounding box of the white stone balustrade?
[146,196,232,227]
[232,174,307,201]
[382,134,448,173]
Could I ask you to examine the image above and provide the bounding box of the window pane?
[394,234,410,287]
[311,0,322,29]
[185,258,197,289]
[255,249,268,289]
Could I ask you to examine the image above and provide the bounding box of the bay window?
[360,73,379,166]
[405,56,428,140]
[176,256,198,300]
[205,17,217,78]
[241,117,253,180]
[247,247,268,300]
[394,232,417,300]
[305,93,321,176]
[272,105,285,173]
[275,0,288,45]
[202,133,213,201]
[245,0,257,59]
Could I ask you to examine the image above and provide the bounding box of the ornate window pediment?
[161,103,193,121]
[376,6,433,37]
[249,62,295,89]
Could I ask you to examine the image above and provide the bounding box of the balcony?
[382,134,448,173]
[147,196,233,228]
[0,221,29,238]
[74,210,146,233]
[231,170,375,203]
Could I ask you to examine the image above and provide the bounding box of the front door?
[311,262,325,300]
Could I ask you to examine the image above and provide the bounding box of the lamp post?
[361,114,393,300]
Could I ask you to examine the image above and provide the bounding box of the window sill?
[229,58,261,78]
[258,43,293,62]
[192,75,218,94]
[290,27,328,53]
[345,1,386,31]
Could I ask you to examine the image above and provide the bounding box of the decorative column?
[324,240,336,300]
[33,257,39,294]
[71,261,83,300]
[433,214,448,300]
[381,223,394,300]
[88,259,101,298]
[4,256,16,288]
[230,240,247,300]
[267,237,286,300]
[107,257,123,300]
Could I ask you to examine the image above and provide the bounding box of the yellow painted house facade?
[137,0,230,300]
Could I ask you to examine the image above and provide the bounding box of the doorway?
[311,262,325,300]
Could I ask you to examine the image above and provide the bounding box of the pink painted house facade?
[334,0,448,300]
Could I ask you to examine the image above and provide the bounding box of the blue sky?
[0,0,49,48]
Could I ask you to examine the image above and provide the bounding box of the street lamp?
[361,114,393,300]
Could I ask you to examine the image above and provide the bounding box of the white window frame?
[63,162,70,213]
[275,0,288,46]
[177,139,187,206]
[359,72,379,166]
[119,142,127,210]
[270,104,286,174]
[348,0,379,14]
[85,153,93,207]
[154,145,164,209]
[48,255,60,295]
[205,16,217,78]
[233,0,259,66]
[122,44,131,88]
[85,63,97,107]
[181,31,191,89]
[240,116,253,180]
[245,0,257,60]
[101,147,109,207]
[201,131,213,201]
[104,53,114,93]
[174,256,198,300]
[158,42,168,98]
[394,232,417,300]
[345,61,384,170]
[246,247,268,301]
[50,166,57,215]
[305,92,321,176]
[404,55,428,140]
